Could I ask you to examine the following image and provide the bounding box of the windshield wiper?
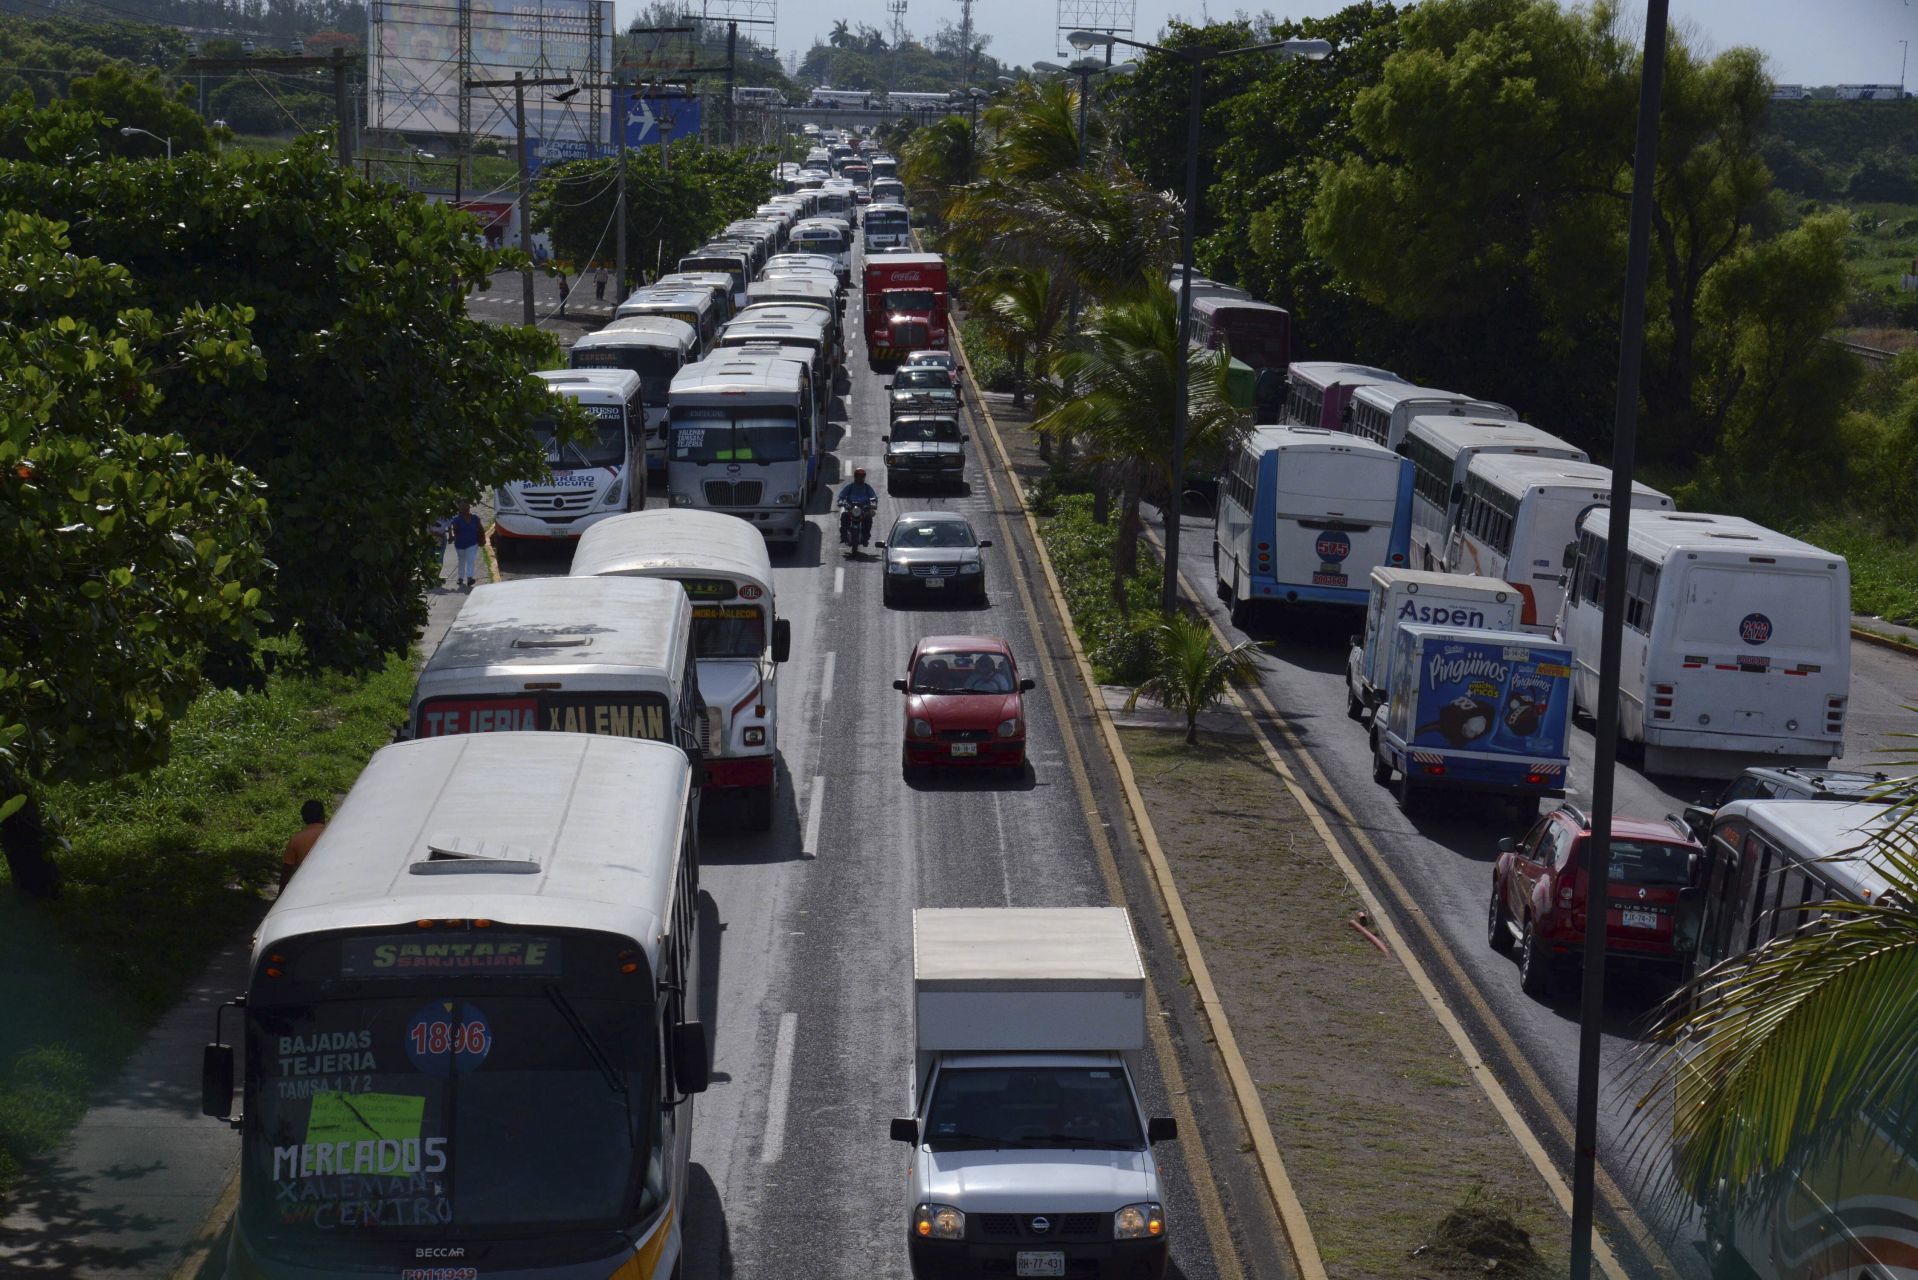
[1024,1132,1141,1150]
[924,1131,1016,1149]
[545,985,637,1146]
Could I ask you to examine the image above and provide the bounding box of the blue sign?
[1408,638,1571,756]
[527,137,607,175]
[615,88,702,147]
[1314,531,1352,564]
[1739,612,1773,645]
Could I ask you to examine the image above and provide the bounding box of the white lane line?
[834,566,845,595]
[801,774,825,860]
[760,1011,800,1165]
[820,651,837,704]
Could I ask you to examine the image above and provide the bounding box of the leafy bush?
[958,316,1018,393]
[1036,493,1163,684]
[1797,517,1918,625]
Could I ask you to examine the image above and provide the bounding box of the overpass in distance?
[774,103,966,130]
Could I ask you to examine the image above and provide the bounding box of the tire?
[1371,736,1391,787]
[1395,766,1420,815]
[743,784,774,833]
[1488,881,1515,953]
[901,755,918,782]
[1229,598,1252,630]
[1345,679,1364,721]
[1518,926,1555,998]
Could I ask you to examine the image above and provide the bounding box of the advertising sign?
[1406,636,1572,758]
[615,88,702,146]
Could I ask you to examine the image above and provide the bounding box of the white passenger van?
[1559,511,1851,776]
[1400,416,1588,571]
[569,317,699,476]
[202,731,708,1280]
[495,369,645,543]
[1213,425,1414,623]
[1284,361,1406,431]
[408,576,704,766]
[616,288,720,353]
[1343,383,1516,451]
[571,510,792,830]
[1444,455,1672,631]
[667,355,816,543]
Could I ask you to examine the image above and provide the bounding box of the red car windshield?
[912,653,1015,694]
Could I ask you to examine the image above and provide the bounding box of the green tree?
[1038,289,1242,588]
[0,129,559,672]
[974,265,1069,408]
[66,63,213,155]
[1125,613,1263,744]
[828,18,852,49]
[982,79,1087,183]
[900,115,977,228]
[0,210,273,897]
[533,141,770,274]
[952,169,1178,302]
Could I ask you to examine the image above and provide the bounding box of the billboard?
[615,89,702,146]
[368,0,612,141]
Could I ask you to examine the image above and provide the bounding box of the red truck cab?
[862,253,948,370]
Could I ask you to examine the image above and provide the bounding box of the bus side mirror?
[685,746,708,788]
[890,1117,919,1144]
[773,618,792,663]
[1561,541,1578,569]
[673,1021,712,1094]
[201,1043,235,1120]
[1147,1116,1177,1143]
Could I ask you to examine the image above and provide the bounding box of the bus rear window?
[1674,567,1836,649]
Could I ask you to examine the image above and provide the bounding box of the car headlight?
[887,560,910,575]
[909,718,933,739]
[670,491,693,507]
[601,477,624,508]
[958,561,981,575]
[942,455,963,467]
[914,1203,964,1241]
[494,487,520,512]
[996,717,1021,738]
[1114,1202,1163,1240]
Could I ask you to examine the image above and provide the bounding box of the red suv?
[1488,804,1701,998]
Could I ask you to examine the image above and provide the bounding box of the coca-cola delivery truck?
[863,252,949,368]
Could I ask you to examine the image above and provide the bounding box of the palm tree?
[828,18,851,48]
[951,168,1177,303]
[1629,755,1918,1259]
[974,265,1069,408]
[1125,613,1263,745]
[982,79,1087,184]
[899,114,975,229]
[1037,287,1243,591]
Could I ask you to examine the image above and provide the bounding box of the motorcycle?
[838,497,876,553]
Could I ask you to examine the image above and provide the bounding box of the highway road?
[483,272,1288,1278]
[1157,503,1917,1279]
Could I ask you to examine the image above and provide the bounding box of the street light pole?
[1067,29,1330,616]
[466,71,573,327]
[118,126,172,160]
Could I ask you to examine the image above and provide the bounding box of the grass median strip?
[0,647,413,1202]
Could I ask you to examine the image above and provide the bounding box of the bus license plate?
[1622,909,1658,930]
[951,742,977,757]
[1017,1254,1065,1278]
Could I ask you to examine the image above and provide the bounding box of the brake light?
[1421,763,1446,776]
[1526,772,1546,785]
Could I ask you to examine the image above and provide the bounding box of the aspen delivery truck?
[1345,568,1521,720]
[1371,624,1573,820]
[891,908,1174,1280]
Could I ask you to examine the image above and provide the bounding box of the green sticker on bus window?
[305,1091,424,1146]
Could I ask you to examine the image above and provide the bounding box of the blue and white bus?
[1213,425,1414,623]
[496,369,646,543]
[666,355,816,543]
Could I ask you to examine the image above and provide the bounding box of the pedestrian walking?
[280,799,327,890]
[557,271,569,316]
[594,266,607,301]
[448,501,485,588]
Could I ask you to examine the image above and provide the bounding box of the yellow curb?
[484,532,501,583]
[954,328,1328,1280]
[168,1167,239,1279]
[1144,529,1666,1280]
[1852,622,1918,657]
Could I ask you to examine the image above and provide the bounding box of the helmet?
[853,467,867,479]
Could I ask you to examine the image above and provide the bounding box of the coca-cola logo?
[1315,532,1352,563]
[1739,612,1773,645]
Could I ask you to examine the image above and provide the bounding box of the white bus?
[569,318,699,477]
[496,369,646,543]
[730,300,842,369]
[615,289,721,353]
[677,247,754,310]
[745,278,842,352]
[572,510,792,830]
[1443,455,1672,631]
[720,307,836,384]
[651,272,738,325]
[1683,799,1918,1280]
[734,84,786,106]
[1343,383,1515,451]
[202,731,707,1280]
[863,202,912,251]
[1213,425,1414,623]
[809,87,874,109]
[667,355,815,543]
[1400,415,1588,571]
[408,576,704,765]
[787,218,852,284]
[1560,511,1851,776]
[1283,361,1407,431]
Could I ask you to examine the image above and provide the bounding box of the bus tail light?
[1826,695,1846,733]
[1652,682,1675,720]
[1526,773,1546,786]
[1421,763,1445,776]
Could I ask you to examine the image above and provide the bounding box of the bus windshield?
[670,411,802,464]
[574,348,680,402]
[536,409,626,469]
[243,982,655,1249]
[691,604,766,658]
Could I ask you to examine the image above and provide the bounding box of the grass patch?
[957,316,1017,393]
[1034,491,1163,684]
[0,649,414,1201]
[1798,515,1918,624]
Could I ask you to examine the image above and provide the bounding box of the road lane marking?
[820,651,837,704]
[834,566,845,595]
[801,774,824,860]
[760,1011,800,1166]
[1147,529,1662,1280]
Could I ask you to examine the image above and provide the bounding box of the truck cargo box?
[913,907,1144,1053]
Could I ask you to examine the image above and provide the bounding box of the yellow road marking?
[167,1167,240,1279]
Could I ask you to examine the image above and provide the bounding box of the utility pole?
[465,70,573,326]
[725,19,738,146]
[185,47,359,169]
[615,73,628,299]
[887,0,908,90]
[954,0,974,92]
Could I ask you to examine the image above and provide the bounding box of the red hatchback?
[1488,804,1701,998]
[893,636,1034,777]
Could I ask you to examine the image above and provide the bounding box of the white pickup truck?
[890,907,1174,1279]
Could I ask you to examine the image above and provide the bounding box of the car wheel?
[1518,926,1555,998]
[1395,765,1420,815]
[1488,882,1515,954]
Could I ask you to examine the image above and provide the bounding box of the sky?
[623,0,1918,88]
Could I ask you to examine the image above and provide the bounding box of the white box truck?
[1345,567,1521,720]
[890,908,1174,1280]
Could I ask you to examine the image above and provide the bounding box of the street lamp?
[1067,29,1331,616]
[118,126,173,160]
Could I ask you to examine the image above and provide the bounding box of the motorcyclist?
[837,467,878,548]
